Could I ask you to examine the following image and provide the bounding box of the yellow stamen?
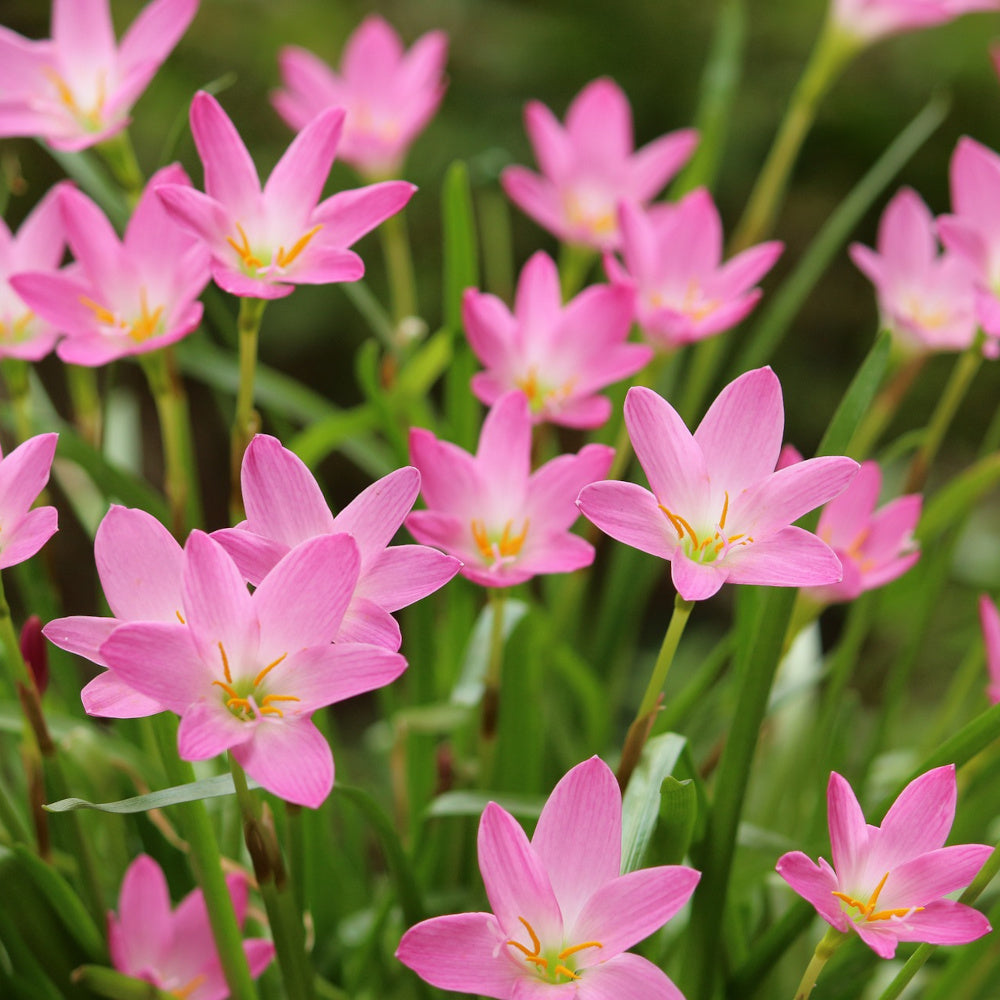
[831,871,925,922]
[720,490,730,530]
[498,520,529,558]
[129,287,163,343]
[175,610,186,624]
[557,941,602,960]
[275,224,323,269]
[212,679,240,700]
[554,964,580,981]
[519,916,541,955]
[226,222,263,271]
[171,974,207,1000]
[470,518,529,563]
[258,693,301,718]
[253,652,288,688]
[80,295,118,327]
[218,642,232,685]
[525,956,549,969]
[658,504,701,549]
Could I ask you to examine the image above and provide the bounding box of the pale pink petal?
[517,530,595,577]
[338,597,402,650]
[95,505,184,622]
[980,594,1000,703]
[950,137,1000,230]
[270,641,407,708]
[463,289,518,370]
[722,527,843,589]
[177,700,253,760]
[263,107,345,226]
[853,921,901,959]
[53,0,115,74]
[526,445,614,532]
[670,553,727,601]
[312,182,416,248]
[396,912,521,999]
[210,264,295,300]
[883,844,993,906]
[513,251,562,331]
[571,866,701,960]
[0,506,58,568]
[711,240,784,296]
[12,182,68,268]
[880,188,938,279]
[232,719,333,808]
[628,129,699,201]
[565,79,632,164]
[500,167,567,241]
[531,757,621,928]
[774,852,847,931]
[154,185,231,254]
[241,434,335,547]
[189,92,261,215]
[571,952,686,1000]
[817,461,882,546]
[524,100,574,181]
[43,615,116,665]
[285,247,364,286]
[0,432,57,518]
[624,386,709,515]
[887,899,991,947]
[332,466,420,557]
[81,670,163,718]
[341,15,402,89]
[253,534,360,656]
[694,367,783,490]
[553,395,614,429]
[477,392,532,484]
[409,428,482,513]
[210,527,287,587]
[827,771,871,887]
[405,510,470,562]
[358,545,461,611]
[478,802,563,940]
[117,0,199,85]
[877,765,957,861]
[576,481,674,559]
[111,855,173,975]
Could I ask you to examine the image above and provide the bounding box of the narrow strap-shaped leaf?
[45,772,258,813]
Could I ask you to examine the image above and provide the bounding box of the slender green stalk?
[904,342,983,492]
[616,596,695,792]
[230,297,267,522]
[558,242,596,299]
[479,589,507,787]
[876,841,1000,1000]
[140,348,202,536]
[729,20,858,252]
[229,757,314,1000]
[792,926,847,1000]
[66,363,104,448]
[378,210,418,328]
[96,130,145,206]
[150,720,259,1000]
[1,358,34,441]
[847,351,925,459]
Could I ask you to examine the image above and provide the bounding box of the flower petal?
[333,466,420,557]
[81,669,164,719]
[357,545,461,612]
[189,92,261,216]
[111,855,172,975]
[312,181,416,247]
[572,952,686,1000]
[232,718,333,808]
[877,765,958,862]
[576,481,674,559]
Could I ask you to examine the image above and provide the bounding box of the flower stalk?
[792,925,847,999]
[230,296,267,522]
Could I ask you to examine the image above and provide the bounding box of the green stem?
[479,589,507,787]
[616,596,695,792]
[730,20,858,252]
[558,243,596,299]
[150,719,259,1000]
[1,358,34,441]
[96,130,145,206]
[140,348,202,536]
[230,297,267,523]
[229,757,314,1000]
[876,841,1000,1000]
[792,926,847,1000]
[65,363,103,448]
[904,340,983,492]
[378,210,418,330]
[847,350,925,459]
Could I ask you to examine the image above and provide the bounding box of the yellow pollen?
[520,916,541,954]
[506,917,603,984]
[129,287,164,343]
[275,224,323,269]
[175,610,186,624]
[554,964,580,981]
[253,652,288,688]
[832,871,925,922]
[80,295,118,327]
[212,678,240,700]
[471,518,529,564]
[719,490,730,530]
[557,941,603,960]
[218,642,232,685]
[226,222,263,271]
[658,504,701,549]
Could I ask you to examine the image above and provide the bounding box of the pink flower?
[0,182,68,361]
[849,187,979,354]
[463,251,650,428]
[938,137,1000,355]
[805,460,921,604]
[397,756,700,999]
[406,392,614,588]
[776,766,991,959]
[11,165,210,365]
[576,369,858,602]
[109,854,273,1000]
[155,91,415,299]
[605,192,783,351]
[211,434,461,651]
[99,531,406,807]
[829,0,999,43]
[501,78,697,252]
[0,0,198,151]
[43,505,183,719]
[272,15,447,179]
[0,433,58,570]
[978,594,1000,705]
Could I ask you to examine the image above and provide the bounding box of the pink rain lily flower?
[804,459,922,604]
[0,182,68,361]
[156,91,415,299]
[406,392,614,588]
[605,192,783,351]
[0,432,58,570]
[43,505,183,719]
[577,369,858,602]
[273,15,447,180]
[212,434,461,651]
[938,137,1000,356]
[776,766,992,959]
[829,0,999,44]
[501,78,697,252]
[463,250,651,428]
[109,854,273,1000]
[0,0,198,151]
[849,187,979,354]
[99,531,407,807]
[397,756,700,999]
[11,165,210,365]
[978,594,1000,705]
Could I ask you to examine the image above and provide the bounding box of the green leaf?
[331,783,425,927]
[45,772,258,813]
[43,144,128,228]
[426,790,545,820]
[396,327,453,400]
[392,702,471,734]
[917,451,1000,544]
[286,404,381,469]
[621,733,688,874]
[72,966,175,1000]
[441,160,479,332]
[451,598,530,707]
